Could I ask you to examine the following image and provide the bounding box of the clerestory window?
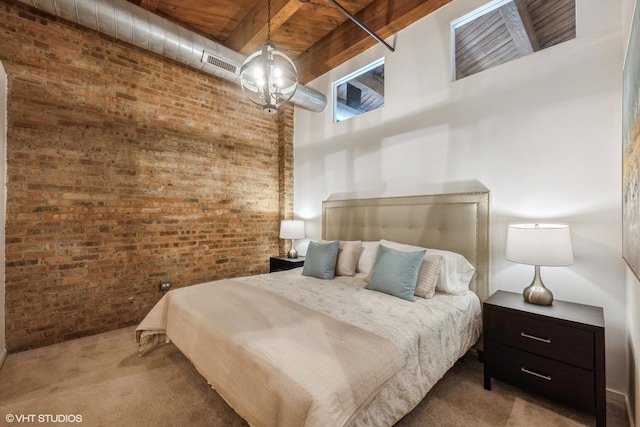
[452,0,576,80]
[333,58,384,123]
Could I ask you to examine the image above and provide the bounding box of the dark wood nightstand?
[269,256,305,272]
[483,290,606,427]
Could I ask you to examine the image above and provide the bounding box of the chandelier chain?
[267,0,272,43]
[239,0,298,113]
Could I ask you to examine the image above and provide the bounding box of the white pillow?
[380,240,475,294]
[356,241,380,275]
[335,240,363,276]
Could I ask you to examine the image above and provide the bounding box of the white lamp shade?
[279,220,305,239]
[506,223,573,266]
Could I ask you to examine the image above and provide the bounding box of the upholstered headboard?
[322,191,491,302]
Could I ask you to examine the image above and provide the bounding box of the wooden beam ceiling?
[297,0,453,83]
[137,0,160,11]
[225,0,306,55]
[128,0,454,85]
[126,0,575,92]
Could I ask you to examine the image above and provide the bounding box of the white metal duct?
[16,0,327,113]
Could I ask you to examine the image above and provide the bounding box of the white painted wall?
[294,0,627,394]
[0,60,6,367]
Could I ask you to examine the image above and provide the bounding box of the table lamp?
[505,223,573,306]
[279,220,305,258]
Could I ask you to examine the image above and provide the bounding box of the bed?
[136,190,491,427]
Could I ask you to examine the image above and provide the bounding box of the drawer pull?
[520,332,551,344]
[521,367,552,381]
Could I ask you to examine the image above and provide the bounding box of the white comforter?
[137,268,482,426]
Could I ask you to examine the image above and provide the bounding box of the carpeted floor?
[0,326,629,426]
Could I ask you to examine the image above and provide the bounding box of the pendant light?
[239,0,298,113]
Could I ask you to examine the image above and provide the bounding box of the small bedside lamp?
[506,223,573,306]
[279,220,305,258]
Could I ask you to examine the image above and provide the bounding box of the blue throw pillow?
[365,245,426,302]
[302,240,340,280]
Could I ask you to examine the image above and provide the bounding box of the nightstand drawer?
[270,256,305,272]
[487,309,594,369]
[486,342,595,413]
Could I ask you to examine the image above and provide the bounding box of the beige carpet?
[0,326,629,427]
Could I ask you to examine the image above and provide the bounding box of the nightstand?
[483,290,606,427]
[269,256,305,272]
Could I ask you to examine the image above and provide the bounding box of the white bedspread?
[137,268,482,426]
[244,269,482,426]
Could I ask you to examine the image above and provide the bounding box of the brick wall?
[0,1,294,352]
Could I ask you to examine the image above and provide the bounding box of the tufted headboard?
[321,191,491,302]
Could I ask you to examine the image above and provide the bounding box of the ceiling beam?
[351,73,384,97]
[296,0,453,84]
[499,2,533,56]
[225,0,305,55]
[513,0,540,51]
[348,79,384,105]
[133,0,160,12]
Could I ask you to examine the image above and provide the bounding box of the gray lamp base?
[287,239,298,258]
[523,265,553,306]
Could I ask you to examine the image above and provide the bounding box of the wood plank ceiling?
[126,0,575,98]
[128,0,454,84]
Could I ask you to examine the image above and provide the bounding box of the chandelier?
[239,0,298,114]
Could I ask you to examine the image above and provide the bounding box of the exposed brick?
[1,0,294,352]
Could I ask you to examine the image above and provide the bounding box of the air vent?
[201,51,238,74]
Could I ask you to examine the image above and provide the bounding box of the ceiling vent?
[201,51,238,74]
